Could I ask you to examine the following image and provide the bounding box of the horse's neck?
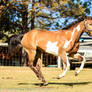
[63,21,84,50]
[69,21,84,42]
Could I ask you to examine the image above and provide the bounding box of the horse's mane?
[34,28,49,32]
[62,16,92,30]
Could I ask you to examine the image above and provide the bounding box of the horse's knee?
[74,53,83,61]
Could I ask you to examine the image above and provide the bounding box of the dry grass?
[0,66,92,92]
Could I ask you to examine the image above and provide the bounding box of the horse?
[7,16,92,85]
[21,16,92,85]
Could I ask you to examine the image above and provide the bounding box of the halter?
[84,19,92,33]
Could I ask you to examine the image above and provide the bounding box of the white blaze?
[46,41,58,55]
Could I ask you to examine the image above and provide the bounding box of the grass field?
[0,66,92,92]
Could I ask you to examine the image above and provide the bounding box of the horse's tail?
[17,34,24,44]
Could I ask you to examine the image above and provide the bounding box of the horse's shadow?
[18,81,92,87]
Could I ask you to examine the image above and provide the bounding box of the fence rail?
[0,42,92,68]
[0,43,57,67]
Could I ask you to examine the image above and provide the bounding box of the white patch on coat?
[76,25,80,32]
[63,40,70,49]
[64,28,75,48]
[46,41,58,55]
[64,25,80,49]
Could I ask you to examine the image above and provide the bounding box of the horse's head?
[84,16,92,36]
[6,34,23,60]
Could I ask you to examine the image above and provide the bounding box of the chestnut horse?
[7,16,92,85]
[21,16,92,85]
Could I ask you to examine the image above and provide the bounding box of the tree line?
[0,0,91,42]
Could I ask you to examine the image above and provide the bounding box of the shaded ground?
[0,66,92,92]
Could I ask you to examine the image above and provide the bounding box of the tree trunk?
[21,4,28,33]
[30,0,35,30]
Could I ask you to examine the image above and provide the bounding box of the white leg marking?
[58,54,70,78]
[66,53,70,68]
[63,62,66,70]
[58,67,68,78]
[57,56,61,68]
[75,56,86,75]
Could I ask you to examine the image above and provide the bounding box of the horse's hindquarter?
[21,30,38,50]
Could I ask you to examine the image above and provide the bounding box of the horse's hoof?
[75,72,78,76]
[43,82,48,86]
[41,82,48,86]
[57,76,61,79]
[52,76,61,79]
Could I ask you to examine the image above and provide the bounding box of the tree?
[0,0,30,34]
[30,0,91,30]
[0,0,91,36]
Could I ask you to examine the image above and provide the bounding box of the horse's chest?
[46,41,58,55]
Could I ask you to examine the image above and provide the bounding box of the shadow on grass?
[18,81,92,87]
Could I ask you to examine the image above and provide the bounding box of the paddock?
[0,66,92,92]
[0,37,92,92]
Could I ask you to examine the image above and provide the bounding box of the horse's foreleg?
[74,54,86,76]
[57,53,70,79]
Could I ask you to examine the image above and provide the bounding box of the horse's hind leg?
[36,52,48,85]
[28,49,47,85]
[28,50,40,79]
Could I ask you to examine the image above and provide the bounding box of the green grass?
[0,66,92,92]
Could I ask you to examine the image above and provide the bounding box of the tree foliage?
[33,0,91,29]
[0,0,92,42]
